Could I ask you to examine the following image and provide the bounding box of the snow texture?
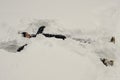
[0,0,120,80]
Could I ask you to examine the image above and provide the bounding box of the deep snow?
[0,0,120,80]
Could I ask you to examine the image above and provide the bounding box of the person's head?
[22,32,31,38]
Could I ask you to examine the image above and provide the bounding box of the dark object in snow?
[43,33,66,40]
[21,32,31,38]
[21,32,27,37]
[17,26,66,52]
[20,26,66,40]
[36,26,45,34]
[110,37,115,44]
[54,34,66,40]
[42,33,55,37]
[37,26,66,40]
[100,58,114,66]
[17,44,28,52]
[21,26,45,38]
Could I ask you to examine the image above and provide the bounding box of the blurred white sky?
[0,0,120,31]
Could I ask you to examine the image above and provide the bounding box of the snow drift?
[0,19,120,80]
[0,0,120,80]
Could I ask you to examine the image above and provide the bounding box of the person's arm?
[36,26,46,35]
[17,44,28,52]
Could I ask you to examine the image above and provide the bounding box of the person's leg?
[54,34,66,40]
[42,33,55,37]
[42,33,66,40]
[35,25,66,40]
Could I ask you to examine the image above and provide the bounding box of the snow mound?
[0,19,120,80]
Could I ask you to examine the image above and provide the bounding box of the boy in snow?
[17,26,66,52]
[20,26,66,40]
[19,26,46,38]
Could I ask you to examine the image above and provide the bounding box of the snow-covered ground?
[0,0,120,80]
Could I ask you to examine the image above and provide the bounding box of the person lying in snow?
[19,26,66,40]
[17,26,66,52]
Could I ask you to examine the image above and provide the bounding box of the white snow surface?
[0,0,120,80]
